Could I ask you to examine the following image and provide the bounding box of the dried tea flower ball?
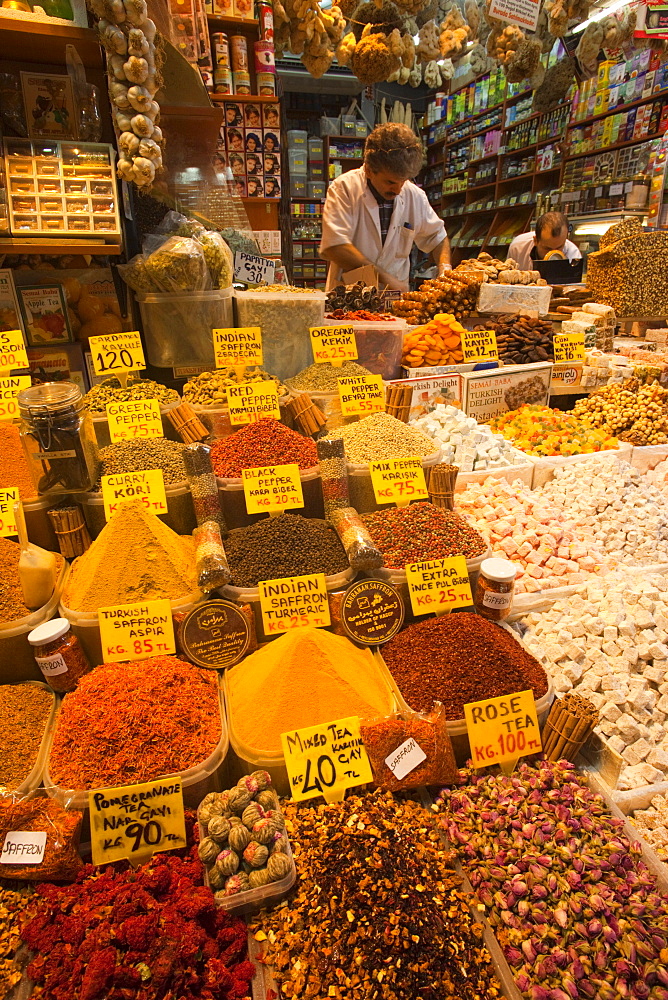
[229,824,252,853]
[228,815,243,826]
[237,774,260,796]
[208,815,231,844]
[256,789,278,811]
[267,852,292,881]
[242,804,263,829]
[197,837,220,864]
[243,841,269,868]
[208,866,226,890]
[249,868,272,889]
[250,769,272,791]
[222,872,250,896]
[252,818,277,844]
[197,803,215,826]
[270,835,288,855]
[227,786,252,814]
[215,849,240,877]
[264,809,285,831]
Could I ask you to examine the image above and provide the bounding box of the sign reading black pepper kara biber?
[340,579,404,645]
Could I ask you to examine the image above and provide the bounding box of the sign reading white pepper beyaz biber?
[488,0,540,31]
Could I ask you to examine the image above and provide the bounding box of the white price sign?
[234,252,276,286]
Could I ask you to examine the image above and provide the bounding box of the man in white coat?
[320,123,451,292]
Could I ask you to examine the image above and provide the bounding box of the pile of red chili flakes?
[20,820,254,1000]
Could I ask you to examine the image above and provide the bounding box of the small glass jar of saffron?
[474,558,517,623]
[28,617,91,692]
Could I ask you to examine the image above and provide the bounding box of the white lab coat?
[508,231,582,271]
[320,166,446,290]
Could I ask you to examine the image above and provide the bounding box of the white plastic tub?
[216,465,324,529]
[235,289,326,381]
[3,680,58,794]
[59,564,203,666]
[477,282,552,317]
[44,678,228,811]
[220,564,355,642]
[455,461,534,492]
[138,288,234,368]
[0,556,66,683]
[81,480,197,538]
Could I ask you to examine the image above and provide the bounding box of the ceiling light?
[573,0,629,34]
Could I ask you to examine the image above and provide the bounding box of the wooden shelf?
[211,93,277,103]
[468,152,499,166]
[467,179,496,191]
[206,13,259,26]
[0,16,102,67]
[241,197,280,202]
[565,133,663,161]
[329,155,364,162]
[569,89,668,131]
[326,135,366,141]
[502,141,537,156]
[0,236,121,255]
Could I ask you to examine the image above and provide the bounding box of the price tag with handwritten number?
[464,689,541,769]
[101,469,168,522]
[0,488,19,537]
[89,777,186,866]
[281,715,373,803]
[90,331,145,378]
[234,252,276,286]
[369,457,428,507]
[553,333,586,363]
[227,381,280,426]
[0,375,31,422]
[310,325,357,366]
[106,399,163,443]
[0,330,29,374]
[338,373,385,417]
[213,327,263,369]
[461,329,499,363]
[98,598,176,663]
[242,463,304,514]
[259,572,330,636]
[405,555,472,616]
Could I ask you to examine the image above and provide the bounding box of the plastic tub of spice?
[0,555,67,683]
[322,317,408,380]
[138,288,235,368]
[1,680,58,794]
[91,399,182,449]
[376,617,554,766]
[234,288,326,381]
[347,447,442,513]
[216,467,324,530]
[80,481,197,539]
[44,663,229,811]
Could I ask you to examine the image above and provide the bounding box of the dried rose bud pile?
[249,790,503,1000]
[437,760,668,1000]
[20,832,254,1000]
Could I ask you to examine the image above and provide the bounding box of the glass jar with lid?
[18,381,99,494]
[474,557,517,622]
[28,617,91,692]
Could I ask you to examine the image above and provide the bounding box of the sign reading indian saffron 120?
[98,598,176,663]
[464,689,541,768]
[89,777,187,866]
[258,572,330,635]
[281,715,373,803]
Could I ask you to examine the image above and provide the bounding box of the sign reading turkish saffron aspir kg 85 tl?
[281,715,373,803]
[464,689,541,768]
[98,598,176,663]
[259,572,330,635]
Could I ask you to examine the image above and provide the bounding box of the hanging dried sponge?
[464,0,480,38]
[352,1,404,40]
[416,19,440,61]
[408,61,423,85]
[337,30,357,65]
[532,56,575,112]
[424,59,442,88]
[545,0,589,36]
[488,23,523,65]
[439,6,470,58]
[392,0,426,14]
[505,36,541,83]
[351,24,402,83]
[401,30,416,67]
[469,41,492,73]
[575,20,603,75]
[337,0,358,15]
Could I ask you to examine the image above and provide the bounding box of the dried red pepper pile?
[210,417,317,478]
[21,827,254,1000]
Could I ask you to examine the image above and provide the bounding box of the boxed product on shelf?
[3,138,120,239]
[27,343,88,393]
[17,284,73,347]
[478,283,552,316]
[0,268,24,335]
[460,361,553,422]
[389,374,463,418]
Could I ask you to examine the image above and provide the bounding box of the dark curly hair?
[364,123,423,179]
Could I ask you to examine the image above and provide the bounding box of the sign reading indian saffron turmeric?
[98,598,176,663]
[89,777,186,866]
[258,572,330,635]
[281,715,373,803]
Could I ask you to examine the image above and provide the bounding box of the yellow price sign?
[98,598,176,663]
[310,325,357,366]
[242,463,304,514]
[101,469,168,522]
[90,331,145,378]
[213,326,263,368]
[0,329,29,374]
[405,555,472,616]
[0,375,31,422]
[227,380,280,426]
[460,328,498,363]
[553,332,586,363]
[259,572,330,636]
[89,776,186,867]
[281,715,373,803]
[369,457,428,507]
[338,373,385,417]
[106,399,163,443]
[0,488,19,537]
[464,689,541,769]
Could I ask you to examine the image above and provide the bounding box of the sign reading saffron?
[89,777,187,866]
[281,715,373,803]
[258,572,330,635]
